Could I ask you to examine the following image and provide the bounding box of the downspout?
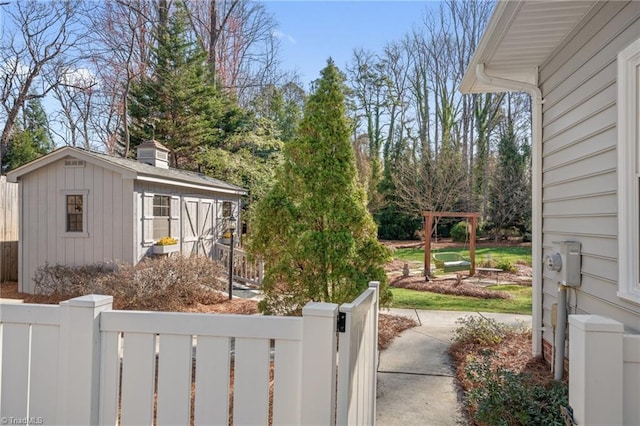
[554,285,567,380]
[475,63,544,357]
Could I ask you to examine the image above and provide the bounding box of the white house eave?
[460,0,598,95]
[136,175,248,196]
[6,147,137,182]
[460,0,523,94]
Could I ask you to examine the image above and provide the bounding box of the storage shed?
[6,141,246,294]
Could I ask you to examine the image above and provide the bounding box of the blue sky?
[262,1,438,89]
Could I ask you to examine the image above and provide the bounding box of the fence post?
[568,315,624,425]
[301,302,338,426]
[57,294,113,425]
[369,281,380,425]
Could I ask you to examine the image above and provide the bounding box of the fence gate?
[337,282,379,425]
[0,283,380,426]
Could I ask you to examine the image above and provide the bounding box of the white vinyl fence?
[0,283,379,426]
[568,315,640,426]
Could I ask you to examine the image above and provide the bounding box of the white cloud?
[272,30,296,45]
[61,67,99,89]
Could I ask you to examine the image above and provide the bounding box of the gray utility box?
[545,241,582,287]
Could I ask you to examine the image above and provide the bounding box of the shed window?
[153,195,171,239]
[222,201,232,218]
[61,189,88,237]
[617,36,640,303]
[66,195,84,232]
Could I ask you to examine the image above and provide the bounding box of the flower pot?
[219,238,231,245]
[153,244,179,255]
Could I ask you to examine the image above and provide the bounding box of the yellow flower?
[156,236,178,246]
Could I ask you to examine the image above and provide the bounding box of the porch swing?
[432,224,472,273]
[422,211,480,279]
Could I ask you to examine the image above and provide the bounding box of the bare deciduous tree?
[184,0,284,105]
[0,0,84,164]
[88,0,156,155]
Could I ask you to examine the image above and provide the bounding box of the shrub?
[452,315,514,346]
[465,356,568,425]
[496,259,518,274]
[450,221,471,242]
[33,256,227,311]
[476,257,518,274]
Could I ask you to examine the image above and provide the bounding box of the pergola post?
[424,214,433,279]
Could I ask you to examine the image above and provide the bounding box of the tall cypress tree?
[249,60,390,315]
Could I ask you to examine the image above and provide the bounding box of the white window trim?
[60,189,89,238]
[142,192,180,246]
[617,37,640,304]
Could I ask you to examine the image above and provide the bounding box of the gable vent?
[64,159,86,167]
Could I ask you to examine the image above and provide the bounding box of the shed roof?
[460,0,599,94]
[6,146,248,195]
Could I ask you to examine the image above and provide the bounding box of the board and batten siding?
[539,0,640,342]
[19,159,134,293]
[132,181,240,262]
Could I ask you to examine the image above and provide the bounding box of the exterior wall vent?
[64,159,86,167]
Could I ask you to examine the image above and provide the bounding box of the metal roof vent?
[136,140,170,169]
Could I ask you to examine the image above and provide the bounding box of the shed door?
[182,198,216,257]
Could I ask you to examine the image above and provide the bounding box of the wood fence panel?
[233,337,271,425]
[0,175,18,282]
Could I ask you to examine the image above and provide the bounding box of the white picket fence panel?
[0,283,379,426]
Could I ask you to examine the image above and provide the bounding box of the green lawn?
[389,285,532,315]
[394,245,532,266]
[389,244,532,315]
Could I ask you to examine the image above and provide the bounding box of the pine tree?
[128,1,245,168]
[2,96,52,172]
[249,60,391,315]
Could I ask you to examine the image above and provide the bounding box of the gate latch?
[337,312,346,333]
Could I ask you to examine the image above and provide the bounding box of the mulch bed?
[390,275,514,299]
[449,331,560,391]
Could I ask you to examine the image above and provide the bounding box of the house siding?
[19,158,135,293]
[539,0,640,346]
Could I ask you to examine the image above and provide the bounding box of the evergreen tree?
[128,1,246,168]
[249,60,391,315]
[487,117,531,234]
[2,97,52,172]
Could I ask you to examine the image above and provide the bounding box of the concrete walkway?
[376,309,532,426]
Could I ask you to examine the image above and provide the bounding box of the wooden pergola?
[423,211,481,278]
